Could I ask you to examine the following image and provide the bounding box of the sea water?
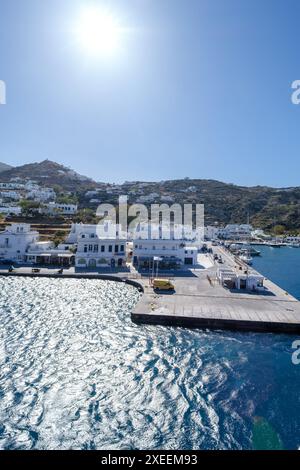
[0,248,299,450]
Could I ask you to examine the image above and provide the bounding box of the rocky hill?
[0,160,299,231]
[0,160,95,191]
[0,162,13,173]
[119,179,300,232]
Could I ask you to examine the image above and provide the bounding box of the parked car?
[152,278,175,291]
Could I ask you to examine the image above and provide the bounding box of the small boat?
[239,252,253,265]
[240,246,261,256]
[289,242,300,248]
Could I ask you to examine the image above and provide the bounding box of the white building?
[160,195,175,203]
[0,224,39,262]
[85,190,100,198]
[0,205,22,216]
[132,223,198,268]
[24,181,39,190]
[25,241,74,266]
[0,191,21,200]
[219,224,253,240]
[133,239,198,268]
[65,222,126,245]
[27,187,56,202]
[136,193,160,203]
[251,228,269,239]
[74,223,127,268]
[217,267,264,291]
[44,202,78,215]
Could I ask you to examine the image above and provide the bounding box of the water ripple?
[0,277,299,449]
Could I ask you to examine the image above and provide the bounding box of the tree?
[273,224,286,236]
[53,230,67,247]
[73,208,99,224]
[19,200,41,216]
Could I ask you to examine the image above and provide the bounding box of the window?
[115,245,119,253]
[84,245,88,253]
[101,245,105,252]
[88,245,93,252]
[120,245,124,252]
[94,245,99,252]
[109,245,112,252]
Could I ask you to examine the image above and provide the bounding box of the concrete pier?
[132,248,300,334]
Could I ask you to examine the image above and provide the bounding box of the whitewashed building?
[25,241,74,266]
[43,202,78,215]
[0,191,21,200]
[132,223,199,268]
[73,223,127,268]
[27,187,56,202]
[0,205,22,216]
[218,224,253,240]
[0,182,24,190]
[217,267,264,291]
[136,193,160,203]
[0,224,39,262]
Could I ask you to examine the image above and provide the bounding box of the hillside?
[119,179,300,232]
[0,162,13,173]
[0,160,95,191]
[0,160,300,231]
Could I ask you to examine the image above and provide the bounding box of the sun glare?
[75,7,122,57]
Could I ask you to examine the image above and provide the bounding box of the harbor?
[2,243,300,334]
[132,245,300,334]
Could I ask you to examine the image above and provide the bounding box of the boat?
[239,252,253,265]
[239,246,261,256]
[289,242,300,248]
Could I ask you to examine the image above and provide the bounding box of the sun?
[74,6,122,57]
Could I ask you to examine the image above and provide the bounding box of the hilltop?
[0,162,13,173]
[0,160,95,191]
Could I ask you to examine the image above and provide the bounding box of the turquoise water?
[0,249,299,450]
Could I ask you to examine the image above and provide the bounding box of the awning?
[27,252,74,258]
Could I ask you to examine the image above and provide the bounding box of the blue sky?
[0,0,299,186]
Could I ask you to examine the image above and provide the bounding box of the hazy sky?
[0,0,300,186]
